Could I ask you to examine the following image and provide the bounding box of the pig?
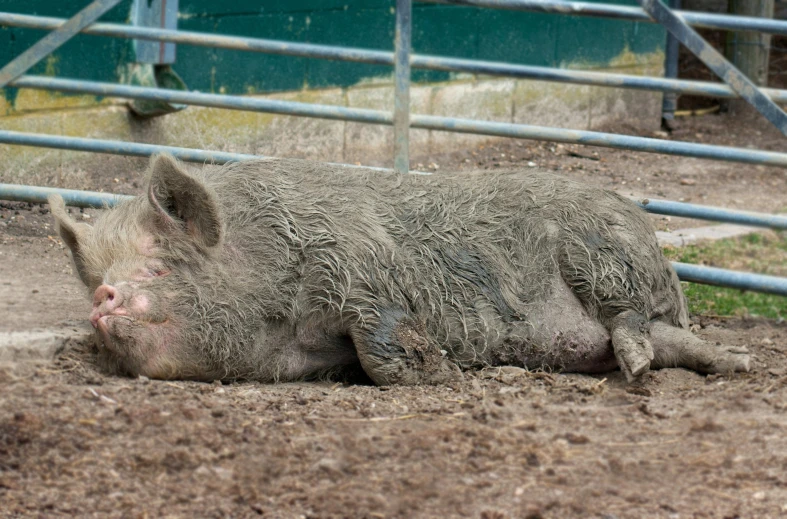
[49,154,750,385]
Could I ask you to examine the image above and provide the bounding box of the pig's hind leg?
[559,234,660,381]
[648,320,750,375]
[349,307,461,386]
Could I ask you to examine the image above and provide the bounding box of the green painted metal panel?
[475,9,558,68]
[0,0,664,108]
[411,5,478,83]
[557,0,665,66]
[629,20,667,55]
[1,0,131,111]
[557,16,635,65]
[178,14,311,94]
[181,1,362,17]
[306,7,394,89]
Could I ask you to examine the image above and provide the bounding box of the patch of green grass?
[662,231,787,319]
[677,283,786,320]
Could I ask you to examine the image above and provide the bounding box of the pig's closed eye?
[146,267,171,278]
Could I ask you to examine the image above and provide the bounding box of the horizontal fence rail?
[2,132,786,232]
[635,199,787,230]
[0,130,400,174]
[423,0,787,36]
[673,263,787,297]
[4,12,787,103]
[11,74,787,168]
[0,183,129,208]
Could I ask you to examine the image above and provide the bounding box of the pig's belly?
[504,279,617,373]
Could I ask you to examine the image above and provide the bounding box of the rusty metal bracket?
[0,0,123,88]
[639,0,787,136]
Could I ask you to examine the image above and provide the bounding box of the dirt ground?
[1,112,787,518]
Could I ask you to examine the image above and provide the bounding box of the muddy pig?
[49,155,749,384]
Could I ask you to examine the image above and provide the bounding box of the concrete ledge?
[656,224,759,248]
[0,328,92,363]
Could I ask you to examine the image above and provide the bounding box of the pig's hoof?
[611,327,654,382]
[610,311,655,382]
[707,346,750,374]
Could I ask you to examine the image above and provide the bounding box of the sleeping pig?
[49,155,750,384]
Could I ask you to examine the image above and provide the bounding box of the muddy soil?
[1,113,787,518]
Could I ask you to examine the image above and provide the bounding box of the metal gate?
[0,0,786,295]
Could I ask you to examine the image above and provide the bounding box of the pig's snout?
[90,284,125,328]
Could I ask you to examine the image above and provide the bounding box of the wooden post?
[725,0,774,86]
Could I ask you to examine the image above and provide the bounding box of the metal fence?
[0,0,786,296]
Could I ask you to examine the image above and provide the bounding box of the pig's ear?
[146,154,222,248]
[48,194,94,287]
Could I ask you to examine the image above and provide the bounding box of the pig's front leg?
[349,308,461,386]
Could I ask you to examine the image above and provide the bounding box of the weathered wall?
[0,0,666,184]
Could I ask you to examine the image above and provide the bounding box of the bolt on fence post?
[394,0,412,174]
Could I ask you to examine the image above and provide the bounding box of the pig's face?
[50,155,225,379]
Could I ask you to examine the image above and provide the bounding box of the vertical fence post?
[661,0,680,128]
[394,0,412,174]
[725,0,774,87]
[725,0,775,115]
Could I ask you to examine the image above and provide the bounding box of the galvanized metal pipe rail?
[4,13,787,103]
[0,130,401,174]
[673,263,787,297]
[11,74,391,122]
[11,74,787,169]
[2,130,786,232]
[0,183,129,208]
[409,112,787,167]
[422,0,787,36]
[635,199,787,230]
